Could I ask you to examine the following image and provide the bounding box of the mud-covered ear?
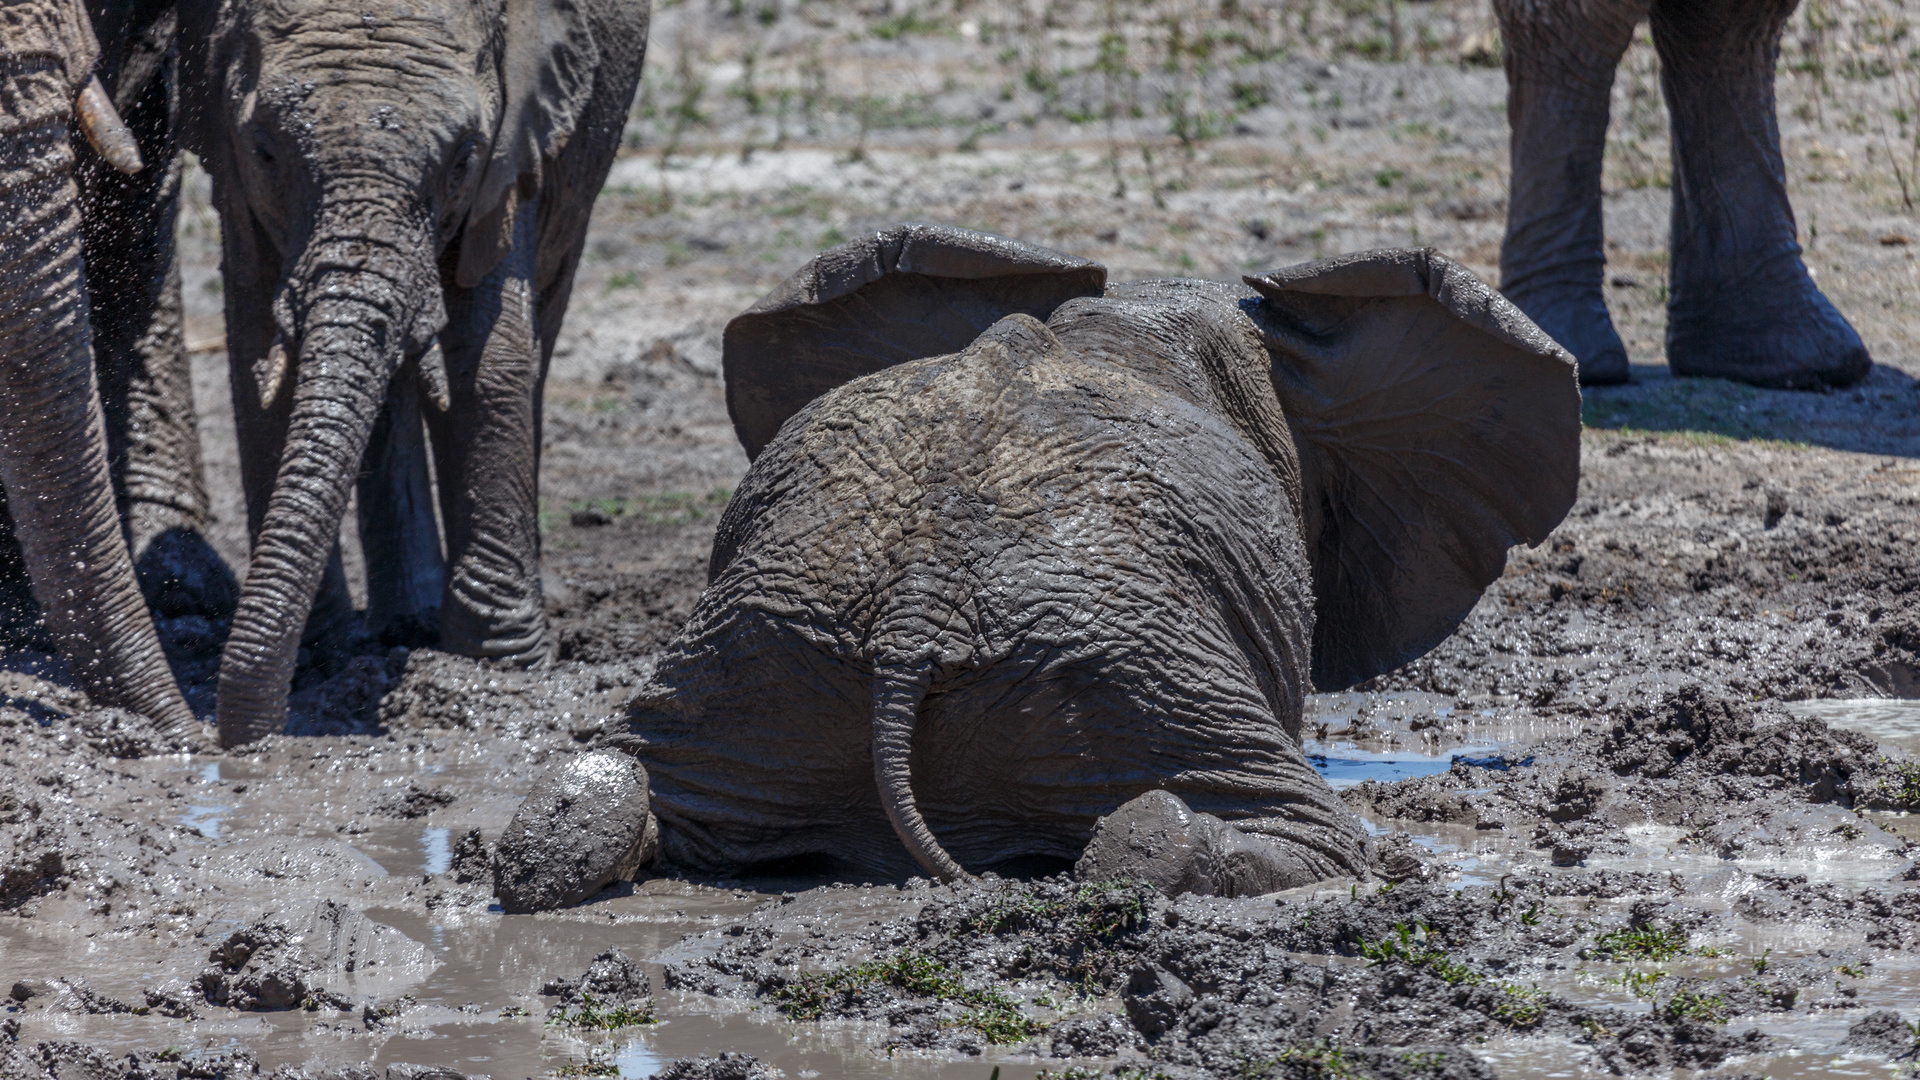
[722,222,1107,459]
[1242,248,1581,692]
[456,0,599,288]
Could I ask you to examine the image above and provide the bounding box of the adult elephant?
[490,225,1582,908]
[178,0,652,746]
[0,0,198,737]
[1497,0,1870,389]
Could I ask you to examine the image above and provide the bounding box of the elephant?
[1496,0,1870,389]
[0,0,198,737]
[490,223,1582,909]
[176,0,652,746]
[0,0,237,659]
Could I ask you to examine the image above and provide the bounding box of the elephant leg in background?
[357,368,446,648]
[0,57,195,737]
[76,41,237,625]
[1652,0,1871,389]
[430,210,550,667]
[1493,0,1647,385]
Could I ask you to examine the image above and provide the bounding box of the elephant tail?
[871,662,968,883]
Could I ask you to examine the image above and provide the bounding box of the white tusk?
[74,76,142,175]
[416,338,451,412]
[254,334,289,410]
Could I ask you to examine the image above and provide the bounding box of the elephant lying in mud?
[1497,0,1869,389]
[494,224,1582,910]
[0,0,198,738]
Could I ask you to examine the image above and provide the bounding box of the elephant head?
[179,0,638,746]
[492,224,1580,908]
[0,0,197,738]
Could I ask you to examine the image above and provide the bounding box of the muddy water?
[9,695,1920,1077]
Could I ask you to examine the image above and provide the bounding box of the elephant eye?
[252,127,277,166]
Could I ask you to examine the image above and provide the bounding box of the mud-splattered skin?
[484,225,1584,895]
[638,297,1352,881]
[0,0,199,738]
[1495,0,1869,388]
[177,0,652,747]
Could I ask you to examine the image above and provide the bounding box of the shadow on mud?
[1582,363,1920,457]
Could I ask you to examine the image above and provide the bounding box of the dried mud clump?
[543,948,657,1028]
[647,1053,782,1080]
[369,781,456,819]
[197,900,430,1011]
[666,874,1795,1078]
[1348,684,1917,864]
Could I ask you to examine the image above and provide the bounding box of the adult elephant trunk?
[216,217,437,748]
[0,57,194,738]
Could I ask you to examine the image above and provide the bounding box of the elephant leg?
[357,366,445,648]
[76,51,235,623]
[1651,0,1870,389]
[1492,0,1648,385]
[0,494,51,653]
[431,207,551,666]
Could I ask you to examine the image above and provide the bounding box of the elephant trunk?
[216,222,435,747]
[0,62,194,737]
[871,663,968,882]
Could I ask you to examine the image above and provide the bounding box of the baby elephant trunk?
[871,663,968,883]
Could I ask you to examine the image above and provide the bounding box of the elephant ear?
[722,223,1107,459]
[1241,248,1581,692]
[457,0,600,288]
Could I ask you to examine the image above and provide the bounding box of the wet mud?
[9,0,1920,1075]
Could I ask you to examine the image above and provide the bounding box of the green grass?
[548,993,656,1030]
[1662,987,1729,1024]
[969,880,1150,939]
[1584,925,1692,962]
[1881,760,1920,805]
[1491,984,1549,1028]
[1359,923,1482,986]
[772,952,1046,1044]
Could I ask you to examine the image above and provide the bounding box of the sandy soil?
[5,0,1920,1076]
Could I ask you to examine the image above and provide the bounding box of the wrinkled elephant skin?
[178,0,651,746]
[495,224,1584,906]
[0,0,197,740]
[1496,0,1869,389]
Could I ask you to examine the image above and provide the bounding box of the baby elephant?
[494,225,1580,910]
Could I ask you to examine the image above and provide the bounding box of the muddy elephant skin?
[1496,0,1869,389]
[0,0,196,736]
[577,225,1584,888]
[177,0,651,746]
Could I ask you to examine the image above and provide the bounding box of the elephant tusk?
[74,76,143,175]
[254,335,290,410]
[416,338,451,412]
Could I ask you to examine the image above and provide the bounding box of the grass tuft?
[772,951,1046,1044]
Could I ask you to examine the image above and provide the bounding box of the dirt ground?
[5,0,1920,1076]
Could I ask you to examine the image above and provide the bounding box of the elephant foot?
[494,749,657,913]
[135,527,240,623]
[1502,285,1630,386]
[439,599,554,669]
[1073,789,1319,898]
[1667,275,1871,390]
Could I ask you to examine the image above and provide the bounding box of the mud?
[6,0,1920,1076]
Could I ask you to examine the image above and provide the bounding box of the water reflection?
[422,827,451,875]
